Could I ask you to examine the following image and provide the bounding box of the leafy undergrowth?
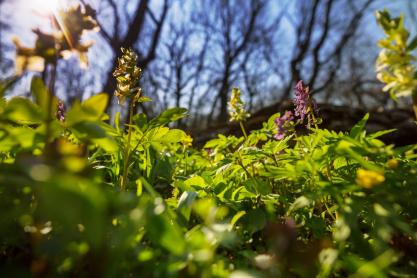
[0,76,416,277]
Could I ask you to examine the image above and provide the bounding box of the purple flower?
[274,110,294,140]
[56,100,65,122]
[293,80,318,128]
[293,80,310,121]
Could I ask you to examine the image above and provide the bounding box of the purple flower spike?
[293,80,310,122]
[274,110,294,140]
[56,100,65,122]
[293,80,319,128]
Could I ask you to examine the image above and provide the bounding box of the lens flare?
[29,0,62,16]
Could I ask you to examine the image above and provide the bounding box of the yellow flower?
[228,87,250,122]
[356,169,385,189]
[387,159,398,169]
[113,48,145,105]
[182,134,193,148]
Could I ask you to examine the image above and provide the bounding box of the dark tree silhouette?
[191,0,271,123]
[80,0,170,107]
[282,0,375,99]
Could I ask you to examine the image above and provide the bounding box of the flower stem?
[184,146,188,176]
[44,63,57,156]
[239,121,248,140]
[310,107,319,129]
[324,201,336,221]
[121,100,134,191]
[44,17,60,158]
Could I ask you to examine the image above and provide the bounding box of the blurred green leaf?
[148,108,187,128]
[241,209,266,235]
[349,113,369,139]
[4,97,43,124]
[145,203,186,256]
[66,94,109,126]
[177,191,197,221]
[184,175,206,190]
[31,76,56,120]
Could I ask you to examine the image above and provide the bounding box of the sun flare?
[29,0,63,16]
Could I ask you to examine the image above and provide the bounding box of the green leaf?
[31,77,59,120]
[31,77,48,110]
[39,174,107,249]
[71,121,106,138]
[139,177,159,198]
[336,140,382,171]
[243,178,271,195]
[204,138,223,149]
[230,211,246,227]
[137,96,152,103]
[349,113,369,139]
[4,97,43,124]
[83,93,108,115]
[93,137,118,152]
[368,129,396,139]
[184,175,206,190]
[146,202,186,255]
[156,129,186,144]
[148,108,188,128]
[147,127,169,142]
[136,179,143,196]
[267,112,281,128]
[66,94,109,126]
[177,191,197,221]
[134,113,148,130]
[114,112,121,132]
[241,209,266,235]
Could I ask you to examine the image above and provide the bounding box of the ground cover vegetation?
[0,4,416,277]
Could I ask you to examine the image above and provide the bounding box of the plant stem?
[44,16,60,157]
[44,63,57,156]
[184,146,188,176]
[239,121,248,139]
[326,157,333,182]
[310,108,319,129]
[121,100,134,191]
[324,201,336,221]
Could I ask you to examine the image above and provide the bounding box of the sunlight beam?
[29,0,62,16]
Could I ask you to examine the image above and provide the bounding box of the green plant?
[112,47,151,190]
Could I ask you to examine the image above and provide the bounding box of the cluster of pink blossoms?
[56,101,65,122]
[274,80,318,140]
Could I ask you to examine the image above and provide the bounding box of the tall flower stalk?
[113,48,150,190]
[293,80,319,129]
[228,87,250,139]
